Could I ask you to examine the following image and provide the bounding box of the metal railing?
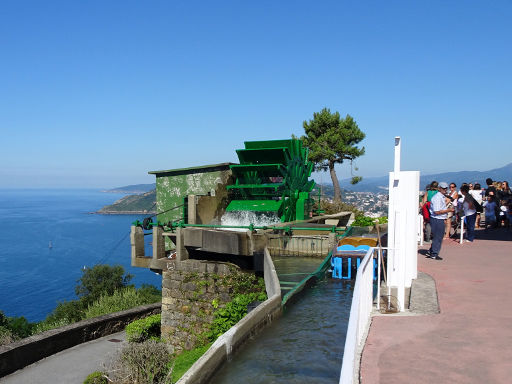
[339,246,386,384]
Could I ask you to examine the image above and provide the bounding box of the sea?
[0,189,161,322]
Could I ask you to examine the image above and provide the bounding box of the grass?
[171,343,213,382]
[84,287,159,319]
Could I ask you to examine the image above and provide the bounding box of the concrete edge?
[409,271,440,315]
[355,317,373,383]
[176,247,282,384]
[0,303,161,378]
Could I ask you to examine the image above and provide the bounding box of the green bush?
[377,216,388,224]
[207,292,266,341]
[352,215,388,227]
[6,316,34,338]
[137,284,162,303]
[76,264,133,305]
[84,287,157,319]
[126,314,161,342]
[0,310,35,340]
[45,300,85,324]
[83,371,108,384]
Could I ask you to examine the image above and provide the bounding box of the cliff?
[97,190,156,214]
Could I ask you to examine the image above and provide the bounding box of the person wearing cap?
[427,182,454,260]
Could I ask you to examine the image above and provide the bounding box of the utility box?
[148,163,234,225]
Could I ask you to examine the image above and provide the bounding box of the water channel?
[210,256,353,384]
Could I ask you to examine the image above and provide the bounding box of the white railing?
[459,216,465,244]
[339,247,385,384]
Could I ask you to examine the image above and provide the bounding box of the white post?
[460,217,465,244]
[387,137,419,311]
[418,215,424,246]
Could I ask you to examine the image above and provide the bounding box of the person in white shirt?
[428,182,454,260]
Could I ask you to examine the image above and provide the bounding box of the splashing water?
[221,210,281,228]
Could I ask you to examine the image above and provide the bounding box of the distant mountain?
[336,163,512,193]
[102,183,156,194]
[97,190,156,214]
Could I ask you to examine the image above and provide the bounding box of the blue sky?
[1,1,510,188]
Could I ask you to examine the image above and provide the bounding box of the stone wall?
[161,259,250,354]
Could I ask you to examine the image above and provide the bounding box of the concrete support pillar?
[130,225,145,263]
[328,232,337,250]
[187,194,197,224]
[175,227,189,261]
[153,226,165,260]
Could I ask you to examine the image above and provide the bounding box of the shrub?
[0,311,35,339]
[76,264,133,305]
[207,292,266,341]
[0,326,17,346]
[137,284,162,303]
[84,287,155,319]
[108,340,173,384]
[352,215,388,227]
[32,318,72,334]
[83,371,108,384]
[6,316,34,338]
[316,199,362,216]
[43,300,85,325]
[126,314,161,342]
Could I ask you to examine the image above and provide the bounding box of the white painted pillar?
[386,137,420,311]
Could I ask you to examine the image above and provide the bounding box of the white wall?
[386,170,420,310]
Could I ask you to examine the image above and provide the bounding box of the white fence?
[339,247,384,384]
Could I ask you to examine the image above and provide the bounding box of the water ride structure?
[128,138,386,383]
[225,139,315,223]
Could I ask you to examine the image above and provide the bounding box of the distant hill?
[337,163,512,193]
[102,183,156,194]
[98,163,512,213]
[97,190,156,214]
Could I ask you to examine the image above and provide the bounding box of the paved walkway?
[361,227,512,384]
[0,331,126,384]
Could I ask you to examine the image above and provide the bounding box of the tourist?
[445,183,458,239]
[485,178,497,197]
[460,185,477,242]
[483,194,498,229]
[485,178,500,225]
[507,201,512,229]
[501,181,512,200]
[421,181,438,243]
[421,181,438,205]
[470,183,484,228]
[427,182,454,260]
[420,183,432,242]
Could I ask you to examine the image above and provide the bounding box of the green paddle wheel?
[225,139,316,222]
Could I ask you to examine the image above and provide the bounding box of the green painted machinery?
[225,139,316,222]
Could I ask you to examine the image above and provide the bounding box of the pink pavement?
[360,228,512,384]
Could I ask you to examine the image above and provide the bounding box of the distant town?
[342,191,388,217]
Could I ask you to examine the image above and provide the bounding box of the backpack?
[422,201,431,222]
